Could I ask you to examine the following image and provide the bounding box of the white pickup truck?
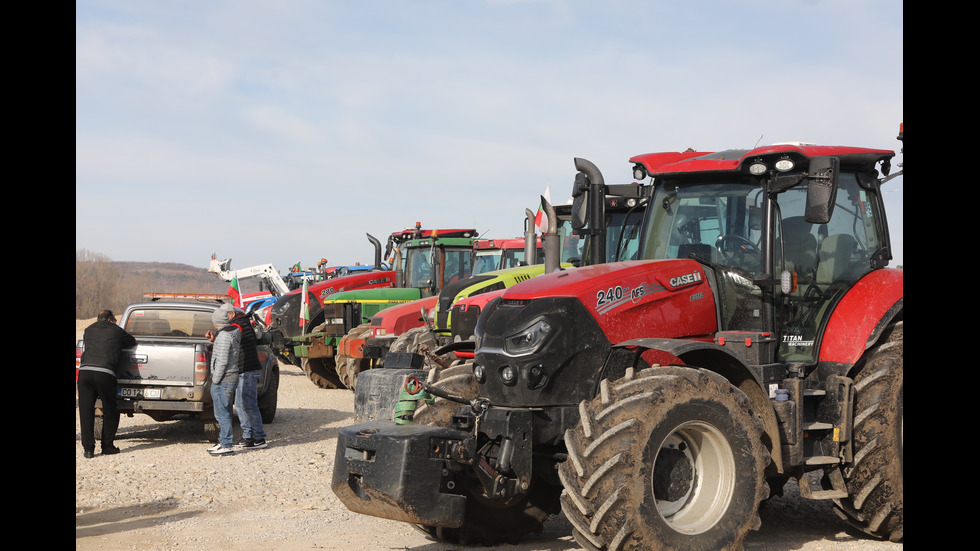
[75,293,280,442]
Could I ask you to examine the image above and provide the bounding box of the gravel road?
[76,328,902,550]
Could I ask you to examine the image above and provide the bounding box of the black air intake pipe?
[574,157,606,266]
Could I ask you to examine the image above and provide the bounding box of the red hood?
[500,259,718,344]
[285,270,396,305]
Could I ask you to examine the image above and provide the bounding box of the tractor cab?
[628,145,895,363]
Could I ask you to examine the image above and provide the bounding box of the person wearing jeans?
[206,307,239,455]
[222,304,268,449]
[235,369,267,448]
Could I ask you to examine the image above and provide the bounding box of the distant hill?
[113,261,241,295]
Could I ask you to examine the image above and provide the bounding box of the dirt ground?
[75,320,902,550]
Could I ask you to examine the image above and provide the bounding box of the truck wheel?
[834,320,903,541]
[204,420,220,443]
[336,324,373,390]
[93,417,104,441]
[560,366,769,551]
[411,360,478,427]
[258,364,279,424]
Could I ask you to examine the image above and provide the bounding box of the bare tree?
[76,249,120,318]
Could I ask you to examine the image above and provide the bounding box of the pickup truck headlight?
[503,318,553,356]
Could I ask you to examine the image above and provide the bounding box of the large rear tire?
[336,323,374,390]
[560,366,769,551]
[833,321,903,541]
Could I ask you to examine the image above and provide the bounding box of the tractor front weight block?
[332,421,470,528]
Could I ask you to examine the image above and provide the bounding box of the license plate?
[118,387,162,399]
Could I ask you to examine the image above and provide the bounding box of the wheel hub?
[650,421,737,534]
[653,444,694,502]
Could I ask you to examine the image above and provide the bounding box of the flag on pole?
[299,278,310,328]
[534,184,552,232]
[227,271,242,309]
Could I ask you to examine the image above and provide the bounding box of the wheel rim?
[651,420,735,534]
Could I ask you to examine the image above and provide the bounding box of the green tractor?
[271,223,479,389]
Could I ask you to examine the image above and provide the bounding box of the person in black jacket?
[224,304,268,449]
[78,309,137,458]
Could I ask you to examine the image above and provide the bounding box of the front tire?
[560,366,769,551]
[302,357,343,389]
[336,323,374,390]
[300,322,343,389]
[411,359,479,426]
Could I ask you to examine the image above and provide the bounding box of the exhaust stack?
[524,208,537,266]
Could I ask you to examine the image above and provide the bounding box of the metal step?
[796,466,848,500]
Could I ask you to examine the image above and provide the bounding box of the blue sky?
[76,0,903,277]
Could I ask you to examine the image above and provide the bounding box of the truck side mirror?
[804,156,840,224]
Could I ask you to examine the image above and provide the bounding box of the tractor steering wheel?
[716,235,759,266]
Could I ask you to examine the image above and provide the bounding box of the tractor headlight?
[503,318,553,356]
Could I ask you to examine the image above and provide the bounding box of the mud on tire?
[833,320,903,541]
[336,323,373,390]
[559,366,770,551]
[300,322,344,389]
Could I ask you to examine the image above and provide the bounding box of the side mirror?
[804,156,839,224]
[570,172,590,230]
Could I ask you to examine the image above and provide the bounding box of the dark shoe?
[83,450,95,459]
[234,438,254,448]
[241,438,267,450]
[102,445,121,455]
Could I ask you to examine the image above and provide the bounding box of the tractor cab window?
[473,250,502,275]
[642,179,767,331]
[556,217,587,266]
[500,248,542,269]
[606,208,645,262]
[405,248,432,289]
[556,207,646,267]
[775,171,884,362]
[441,247,473,286]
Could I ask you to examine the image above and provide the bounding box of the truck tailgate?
[118,339,207,386]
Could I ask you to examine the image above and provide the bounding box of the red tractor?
[332,128,903,549]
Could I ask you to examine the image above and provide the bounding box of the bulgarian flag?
[227,271,242,308]
[299,278,310,328]
[534,184,552,232]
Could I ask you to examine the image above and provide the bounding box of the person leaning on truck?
[77,309,137,459]
[206,307,240,456]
